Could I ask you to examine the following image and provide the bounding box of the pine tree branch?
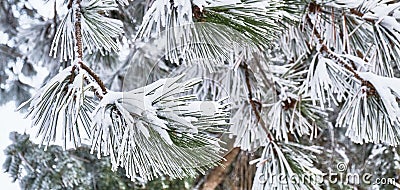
[74,0,83,60]
[72,0,107,95]
[67,0,73,9]
[70,154,90,163]
[17,152,35,172]
[242,62,275,142]
[53,0,57,30]
[80,63,108,94]
[349,8,375,23]
[306,5,377,96]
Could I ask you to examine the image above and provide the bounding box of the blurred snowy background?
[0,0,56,188]
[0,103,29,189]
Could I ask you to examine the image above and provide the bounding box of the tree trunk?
[201,147,241,190]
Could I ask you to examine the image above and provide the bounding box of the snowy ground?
[0,102,30,189]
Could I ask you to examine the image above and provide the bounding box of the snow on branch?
[134,0,285,69]
[358,72,400,124]
[251,142,323,190]
[135,0,193,40]
[304,54,353,109]
[90,74,230,181]
[268,89,323,143]
[135,21,258,72]
[229,102,268,151]
[197,0,298,46]
[50,0,123,61]
[17,65,98,150]
[348,1,400,76]
[80,0,123,54]
[337,72,400,146]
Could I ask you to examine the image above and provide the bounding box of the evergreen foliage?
[2,0,400,189]
[3,132,194,189]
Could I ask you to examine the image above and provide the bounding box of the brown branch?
[193,5,206,22]
[305,9,377,96]
[74,0,83,60]
[72,0,107,96]
[242,62,275,142]
[70,65,77,83]
[349,8,375,23]
[67,0,73,9]
[80,62,108,94]
[201,147,240,190]
[307,2,379,96]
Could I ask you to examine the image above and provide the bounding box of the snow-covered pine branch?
[304,54,353,109]
[90,74,230,181]
[134,0,293,69]
[251,142,323,190]
[50,0,123,61]
[19,63,231,180]
[268,88,323,142]
[337,72,400,146]
[302,1,400,147]
[17,65,97,150]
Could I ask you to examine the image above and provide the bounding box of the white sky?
[0,102,30,189]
